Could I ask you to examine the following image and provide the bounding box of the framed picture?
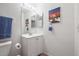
[49,7,60,23]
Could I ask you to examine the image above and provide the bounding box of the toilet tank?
[0,41,12,56]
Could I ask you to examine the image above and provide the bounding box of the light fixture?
[23,3,42,16]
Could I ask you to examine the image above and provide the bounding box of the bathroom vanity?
[21,4,44,56]
[21,33,43,56]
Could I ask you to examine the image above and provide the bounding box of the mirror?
[31,14,43,28]
[21,3,43,34]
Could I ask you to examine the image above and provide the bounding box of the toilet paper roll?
[15,43,21,49]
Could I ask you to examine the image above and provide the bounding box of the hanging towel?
[0,16,12,39]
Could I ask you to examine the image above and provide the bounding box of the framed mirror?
[21,3,43,34]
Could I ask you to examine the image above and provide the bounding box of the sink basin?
[22,33,43,39]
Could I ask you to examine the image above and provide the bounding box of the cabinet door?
[22,36,43,56]
[27,37,38,56]
[36,36,43,55]
[28,36,43,56]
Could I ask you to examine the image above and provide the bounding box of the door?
[75,4,79,55]
[36,36,43,55]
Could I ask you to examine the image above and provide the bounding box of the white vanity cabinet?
[22,34,43,56]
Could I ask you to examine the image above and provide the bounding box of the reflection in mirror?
[31,20,36,28]
[35,14,43,28]
[31,14,43,28]
[31,15,36,28]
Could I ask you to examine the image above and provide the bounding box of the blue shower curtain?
[0,16,12,39]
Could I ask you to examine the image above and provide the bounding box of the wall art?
[49,7,60,23]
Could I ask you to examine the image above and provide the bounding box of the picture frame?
[49,7,60,23]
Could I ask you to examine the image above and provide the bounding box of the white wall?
[42,3,74,56]
[0,3,22,55]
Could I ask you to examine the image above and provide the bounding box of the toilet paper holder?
[15,43,21,49]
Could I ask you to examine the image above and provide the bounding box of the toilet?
[0,41,12,56]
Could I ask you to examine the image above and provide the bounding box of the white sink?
[22,33,43,39]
